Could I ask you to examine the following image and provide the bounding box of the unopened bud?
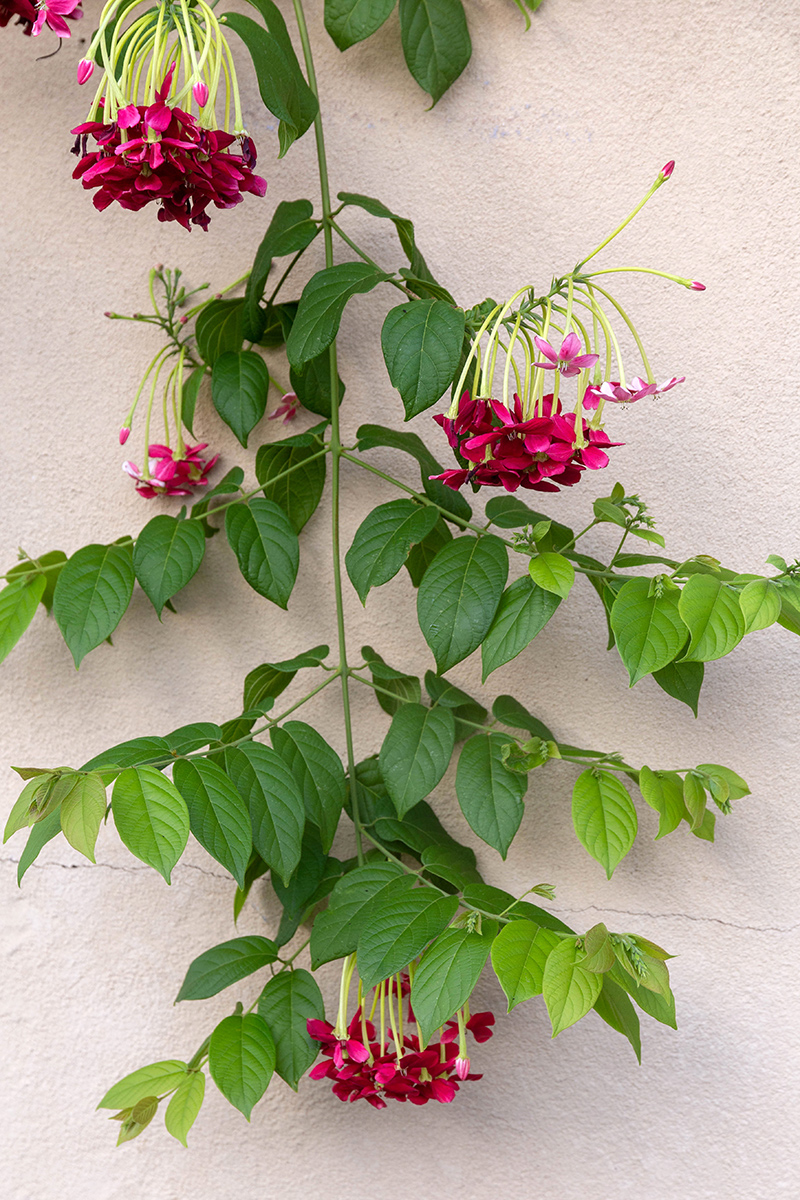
[104,311,114,318]
[455,1056,470,1081]
[689,280,706,291]
[660,159,675,180]
[77,59,94,85]
[214,292,222,300]
[193,80,209,107]
[179,315,188,325]
[154,263,163,272]
[119,427,131,445]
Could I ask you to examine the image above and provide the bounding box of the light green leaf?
[176,936,279,1002]
[678,574,746,662]
[225,742,305,886]
[357,888,459,990]
[638,766,686,839]
[257,969,325,1090]
[481,575,561,680]
[98,1060,189,1109]
[346,499,439,604]
[111,766,190,883]
[17,807,62,884]
[0,575,46,665]
[528,552,574,600]
[398,0,472,104]
[59,772,107,862]
[225,499,299,609]
[696,763,750,800]
[195,298,244,365]
[310,861,414,967]
[610,962,677,1028]
[325,0,396,49]
[491,919,560,1011]
[683,771,707,830]
[417,534,508,672]
[270,721,345,853]
[212,351,270,448]
[571,769,638,878]
[286,262,389,368]
[255,424,327,533]
[610,577,687,685]
[379,702,456,816]
[173,758,252,888]
[208,1013,275,1120]
[542,937,603,1036]
[165,1071,205,1147]
[739,577,781,633]
[381,299,465,419]
[133,516,206,616]
[410,924,496,1045]
[455,732,527,857]
[53,542,135,667]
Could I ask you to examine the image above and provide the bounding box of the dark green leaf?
[225,499,299,608]
[491,919,560,1011]
[111,766,190,883]
[270,828,331,946]
[290,351,345,418]
[225,742,305,886]
[355,423,472,523]
[164,723,223,756]
[53,542,134,667]
[325,0,396,50]
[462,883,573,934]
[361,645,421,715]
[176,936,279,1001]
[337,192,442,291]
[357,888,458,989]
[173,758,252,888]
[481,576,561,681]
[255,424,327,533]
[455,732,527,857]
[406,517,453,586]
[309,862,414,967]
[424,670,486,740]
[381,299,465,419]
[133,515,206,616]
[492,695,555,741]
[208,1013,275,1120]
[572,769,638,878]
[346,499,439,603]
[420,842,482,888]
[211,350,269,448]
[257,969,325,1090]
[611,577,687,686]
[379,702,456,816]
[180,366,206,436]
[287,262,389,368]
[410,924,496,1044]
[270,721,345,853]
[398,0,472,104]
[244,199,318,341]
[417,534,508,671]
[81,736,171,773]
[243,644,329,711]
[652,657,704,716]
[195,299,244,365]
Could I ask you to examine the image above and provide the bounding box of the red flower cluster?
[307,1001,494,1109]
[71,69,266,231]
[432,392,621,493]
[122,442,218,498]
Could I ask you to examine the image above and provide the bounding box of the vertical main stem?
[291,0,364,864]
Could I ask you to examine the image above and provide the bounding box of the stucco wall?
[2,1,800,1197]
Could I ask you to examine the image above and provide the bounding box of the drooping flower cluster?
[432,392,621,493]
[1,0,81,36]
[122,442,218,499]
[70,0,266,230]
[307,969,494,1108]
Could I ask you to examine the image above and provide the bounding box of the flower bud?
[455,1056,470,1080]
[193,81,209,108]
[179,315,188,325]
[689,280,706,291]
[119,426,131,445]
[77,60,94,85]
[660,159,675,180]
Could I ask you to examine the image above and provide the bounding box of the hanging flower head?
[433,162,702,493]
[70,0,266,230]
[1,0,80,36]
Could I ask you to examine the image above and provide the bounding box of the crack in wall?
[0,856,230,882]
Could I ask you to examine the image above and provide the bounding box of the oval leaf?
[257,968,325,1090]
[309,861,414,968]
[491,919,561,1011]
[165,1071,206,1147]
[255,430,327,533]
[417,534,508,672]
[225,499,299,608]
[542,937,603,1036]
[98,1060,189,1109]
[53,542,135,667]
[610,577,687,685]
[59,772,107,862]
[638,766,687,840]
[455,732,527,857]
[195,298,244,365]
[398,0,472,104]
[528,552,574,600]
[225,742,306,886]
[173,758,252,888]
[410,924,496,1045]
[270,720,346,853]
[481,576,561,681]
[381,299,466,419]
[346,499,439,604]
[287,262,388,368]
[112,766,190,883]
[176,935,279,1002]
[357,887,459,990]
[571,769,638,878]
[379,702,456,816]
[678,574,746,662]
[133,516,206,616]
[212,350,270,448]
[0,575,46,665]
[208,1013,275,1120]
[325,0,396,49]
[739,577,781,633]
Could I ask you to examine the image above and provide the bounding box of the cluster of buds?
[71,0,266,230]
[307,960,494,1109]
[433,162,702,494]
[1,0,81,37]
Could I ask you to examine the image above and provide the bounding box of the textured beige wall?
[2,1,800,1196]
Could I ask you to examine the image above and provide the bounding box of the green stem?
[291,0,364,866]
[330,220,409,294]
[350,672,491,735]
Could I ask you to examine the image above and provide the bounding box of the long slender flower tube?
[70,0,266,230]
[431,162,703,492]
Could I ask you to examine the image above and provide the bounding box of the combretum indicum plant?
[4,0,799,1147]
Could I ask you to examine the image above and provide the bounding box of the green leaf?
[338,193,444,294]
[286,262,389,368]
[173,758,252,888]
[398,0,472,104]
[164,1071,205,1147]
[53,542,135,667]
[410,924,496,1044]
[4,775,57,842]
[223,3,317,156]
[195,299,244,365]
[346,499,439,604]
[381,299,465,419]
[462,883,573,934]
[379,702,456,816]
[289,351,346,418]
[225,741,305,885]
[270,721,345,853]
[357,888,458,990]
[212,351,270,448]
[255,424,327,533]
[406,517,453,587]
[244,199,318,341]
[638,767,686,839]
[325,0,396,49]
[542,937,603,1036]
[610,962,677,1028]
[271,830,340,946]
[176,936,279,1001]
[610,577,687,686]
[111,766,190,883]
[484,498,573,548]
[17,807,62,885]
[696,763,750,800]
[630,527,666,549]
[165,723,223,755]
[7,549,68,614]
[528,552,574,600]
[592,976,642,1063]
[133,516,206,617]
[571,769,638,878]
[739,577,781,633]
[678,575,746,662]
[81,736,171,773]
[652,658,704,716]
[355,423,472,523]
[424,671,486,740]
[243,644,329,711]
[180,367,205,437]
[225,499,299,608]
[257,969,325,1090]
[420,842,482,888]
[208,1013,275,1120]
[481,576,561,681]
[0,576,46,664]
[492,695,555,741]
[59,773,107,862]
[491,919,560,1011]
[417,534,508,672]
[361,645,421,715]
[309,862,414,967]
[455,732,527,857]
[593,498,628,529]
[98,1061,189,1109]
[683,771,707,830]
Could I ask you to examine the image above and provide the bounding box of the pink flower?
[193,81,209,108]
[533,333,599,378]
[77,57,93,83]
[31,0,82,37]
[454,1056,470,1080]
[269,392,300,424]
[690,281,705,291]
[652,375,684,396]
[122,442,218,498]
